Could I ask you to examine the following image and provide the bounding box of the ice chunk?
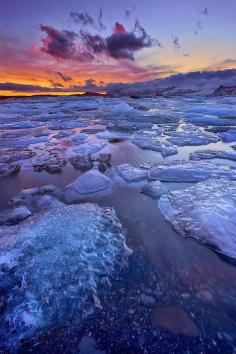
[186,107,236,117]
[141,181,168,199]
[96,131,130,140]
[131,134,177,157]
[166,124,219,146]
[220,130,236,142]
[158,179,236,259]
[0,204,130,350]
[116,164,147,182]
[72,142,106,155]
[190,149,236,161]
[148,160,236,182]
[71,133,88,143]
[62,170,112,203]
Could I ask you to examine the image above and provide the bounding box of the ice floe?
[131,133,178,157]
[116,164,147,183]
[148,160,236,182]
[62,170,112,203]
[0,204,130,350]
[190,149,236,161]
[166,124,219,146]
[158,179,236,259]
[141,181,168,199]
[220,130,236,142]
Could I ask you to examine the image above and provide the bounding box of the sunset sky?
[1,0,236,96]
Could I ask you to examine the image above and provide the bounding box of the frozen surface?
[158,179,236,259]
[141,181,168,199]
[166,124,219,146]
[116,164,147,183]
[148,161,236,181]
[190,149,236,161]
[131,133,178,157]
[0,204,130,350]
[62,170,112,203]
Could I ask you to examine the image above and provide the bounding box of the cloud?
[40,25,93,61]
[70,11,95,27]
[200,7,208,15]
[40,19,157,62]
[70,8,106,31]
[40,25,78,60]
[172,36,181,51]
[0,82,52,92]
[78,21,156,60]
[125,4,136,18]
[57,71,72,82]
[204,58,236,71]
[113,22,127,34]
[98,8,106,31]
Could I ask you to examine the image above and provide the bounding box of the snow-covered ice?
[116,164,147,183]
[190,149,236,161]
[158,179,236,259]
[166,124,219,146]
[0,204,130,350]
[62,170,112,203]
[148,160,236,182]
[141,181,168,199]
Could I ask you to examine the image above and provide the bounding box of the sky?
[0,0,236,95]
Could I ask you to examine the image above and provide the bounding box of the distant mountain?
[107,69,236,97]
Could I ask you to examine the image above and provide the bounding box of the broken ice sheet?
[158,179,236,259]
[0,204,131,350]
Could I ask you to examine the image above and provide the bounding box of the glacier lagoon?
[0,95,236,352]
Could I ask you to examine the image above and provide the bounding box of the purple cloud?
[57,71,72,82]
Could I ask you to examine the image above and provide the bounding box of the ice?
[158,179,236,259]
[112,102,141,115]
[166,124,219,146]
[71,133,88,143]
[71,142,106,155]
[141,181,168,199]
[116,164,147,183]
[0,204,130,350]
[220,130,236,142]
[186,107,236,117]
[148,160,236,182]
[62,170,112,203]
[96,131,130,140]
[131,133,178,157]
[184,113,236,126]
[190,149,236,161]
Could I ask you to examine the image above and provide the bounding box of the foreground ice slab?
[0,204,130,350]
[148,160,236,181]
[158,179,236,259]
